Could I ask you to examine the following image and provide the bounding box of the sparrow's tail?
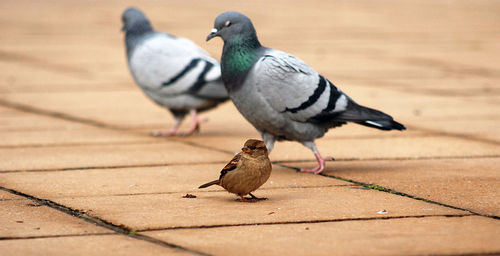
[198,180,219,189]
[336,101,406,131]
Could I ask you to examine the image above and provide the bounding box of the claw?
[300,155,333,174]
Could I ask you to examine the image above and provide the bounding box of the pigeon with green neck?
[206,11,405,174]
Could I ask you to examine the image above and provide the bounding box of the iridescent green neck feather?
[221,35,261,86]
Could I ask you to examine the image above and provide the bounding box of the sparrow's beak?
[206,28,218,41]
[241,146,251,153]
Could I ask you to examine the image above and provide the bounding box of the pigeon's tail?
[336,102,406,131]
[355,119,406,131]
[198,180,219,189]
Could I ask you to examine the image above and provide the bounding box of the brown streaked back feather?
[219,152,242,180]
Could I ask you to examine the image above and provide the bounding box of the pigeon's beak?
[206,28,218,41]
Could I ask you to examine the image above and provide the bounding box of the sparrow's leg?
[237,193,267,202]
[300,141,334,174]
[151,116,184,136]
[237,195,250,202]
[261,132,276,152]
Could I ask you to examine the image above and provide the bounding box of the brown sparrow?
[199,139,272,202]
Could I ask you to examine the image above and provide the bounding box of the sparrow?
[199,139,272,202]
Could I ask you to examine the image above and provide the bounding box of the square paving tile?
[145,216,500,256]
[0,140,230,171]
[0,107,154,146]
[53,185,466,231]
[0,191,108,238]
[179,135,499,163]
[0,234,193,256]
[314,157,500,217]
[0,165,343,198]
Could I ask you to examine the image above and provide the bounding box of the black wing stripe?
[188,61,215,93]
[320,77,343,113]
[284,75,327,113]
[162,58,202,87]
[219,165,237,180]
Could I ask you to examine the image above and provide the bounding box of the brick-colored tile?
[0,165,343,198]
[54,186,465,231]
[318,157,500,217]
[179,135,499,163]
[0,191,108,238]
[0,141,230,171]
[0,234,193,256]
[146,216,500,256]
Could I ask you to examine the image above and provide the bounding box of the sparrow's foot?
[248,192,267,201]
[237,194,268,202]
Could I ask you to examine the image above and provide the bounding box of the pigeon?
[122,7,228,136]
[206,11,405,174]
[199,139,272,202]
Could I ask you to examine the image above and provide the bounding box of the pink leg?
[176,109,202,136]
[151,118,183,137]
[151,110,207,137]
[300,152,332,174]
[299,141,333,174]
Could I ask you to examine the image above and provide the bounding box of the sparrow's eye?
[225,20,231,27]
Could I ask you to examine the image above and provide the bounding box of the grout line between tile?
[0,232,114,241]
[1,154,498,174]
[421,252,500,256]
[137,214,473,232]
[0,98,126,131]
[274,154,500,164]
[404,124,500,146]
[0,186,211,256]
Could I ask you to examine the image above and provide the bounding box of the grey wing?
[253,49,349,123]
[129,34,227,100]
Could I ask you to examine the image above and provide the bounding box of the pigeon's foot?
[150,129,180,137]
[150,124,200,137]
[176,122,200,136]
[173,109,204,136]
[300,155,334,174]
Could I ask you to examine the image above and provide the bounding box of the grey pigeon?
[122,7,228,136]
[206,11,405,174]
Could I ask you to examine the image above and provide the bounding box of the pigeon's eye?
[225,21,231,27]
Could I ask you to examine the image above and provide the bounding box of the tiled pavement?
[0,0,499,255]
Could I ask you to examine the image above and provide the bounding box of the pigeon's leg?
[261,132,276,153]
[300,141,333,174]
[178,109,203,136]
[151,116,184,137]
